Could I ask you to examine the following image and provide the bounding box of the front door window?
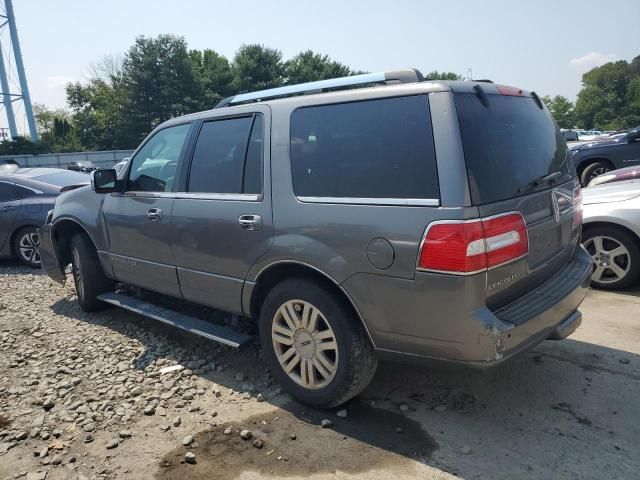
[127,123,191,192]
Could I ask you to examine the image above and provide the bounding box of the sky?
[2,0,640,135]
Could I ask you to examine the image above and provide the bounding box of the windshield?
[455,93,574,204]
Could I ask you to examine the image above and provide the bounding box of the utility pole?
[0,0,38,141]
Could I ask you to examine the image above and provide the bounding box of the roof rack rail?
[215,68,424,108]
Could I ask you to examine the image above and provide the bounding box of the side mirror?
[91,169,119,194]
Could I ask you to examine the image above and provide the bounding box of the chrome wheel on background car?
[584,235,630,285]
[271,300,339,389]
[15,227,40,267]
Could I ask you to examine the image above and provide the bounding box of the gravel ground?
[0,263,638,480]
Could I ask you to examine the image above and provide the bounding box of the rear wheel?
[259,278,378,408]
[70,234,114,311]
[13,226,41,268]
[580,161,612,187]
[582,226,640,290]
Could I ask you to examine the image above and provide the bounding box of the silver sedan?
[582,179,640,289]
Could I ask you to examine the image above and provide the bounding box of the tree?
[189,48,234,107]
[541,95,575,128]
[574,55,640,130]
[33,103,82,152]
[66,78,127,149]
[284,50,352,84]
[231,44,285,92]
[119,35,203,145]
[425,70,463,81]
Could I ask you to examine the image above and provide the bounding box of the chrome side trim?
[122,191,262,202]
[297,196,439,207]
[177,266,244,284]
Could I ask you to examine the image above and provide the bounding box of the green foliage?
[284,50,353,84]
[0,136,49,155]
[231,44,285,92]
[573,56,640,130]
[541,95,575,128]
[425,70,463,81]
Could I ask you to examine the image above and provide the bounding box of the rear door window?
[188,115,263,194]
[455,93,573,204]
[290,96,439,200]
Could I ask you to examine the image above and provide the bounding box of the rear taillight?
[418,212,528,274]
[572,186,583,228]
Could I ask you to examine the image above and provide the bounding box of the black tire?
[259,278,378,408]
[70,233,114,312]
[13,226,41,268]
[582,226,640,290]
[580,161,612,187]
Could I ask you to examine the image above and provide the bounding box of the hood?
[570,135,626,152]
[582,179,640,204]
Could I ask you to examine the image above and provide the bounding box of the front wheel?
[580,161,611,187]
[70,234,114,312]
[259,278,378,408]
[582,227,640,290]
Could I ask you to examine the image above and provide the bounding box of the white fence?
[0,150,135,169]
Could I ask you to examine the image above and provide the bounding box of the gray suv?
[38,69,593,407]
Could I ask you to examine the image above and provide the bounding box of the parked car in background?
[582,179,640,289]
[39,70,591,408]
[587,165,640,187]
[578,130,604,141]
[561,129,579,141]
[0,168,89,267]
[570,126,640,186]
[67,160,97,173]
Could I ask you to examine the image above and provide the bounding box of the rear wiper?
[516,171,562,194]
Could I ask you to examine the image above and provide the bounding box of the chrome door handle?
[238,214,262,231]
[146,208,163,221]
[1,205,16,211]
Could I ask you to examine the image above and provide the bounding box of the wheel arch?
[576,156,614,179]
[582,220,640,244]
[51,218,99,268]
[248,261,376,347]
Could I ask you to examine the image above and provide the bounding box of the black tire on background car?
[259,278,378,408]
[582,226,640,290]
[70,233,114,312]
[580,161,612,187]
[13,226,41,268]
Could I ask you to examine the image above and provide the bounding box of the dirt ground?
[0,262,638,480]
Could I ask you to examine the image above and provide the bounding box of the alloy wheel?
[271,299,339,390]
[588,166,610,182]
[18,231,40,266]
[584,235,631,284]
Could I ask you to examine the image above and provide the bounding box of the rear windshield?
[455,93,573,204]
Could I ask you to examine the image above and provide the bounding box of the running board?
[97,292,253,349]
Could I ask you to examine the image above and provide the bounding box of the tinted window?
[188,115,262,194]
[290,96,439,199]
[13,184,36,199]
[128,123,191,192]
[0,181,15,201]
[455,93,573,204]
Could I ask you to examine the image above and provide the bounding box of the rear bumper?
[343,245,593,366]
[37,224,65,284]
